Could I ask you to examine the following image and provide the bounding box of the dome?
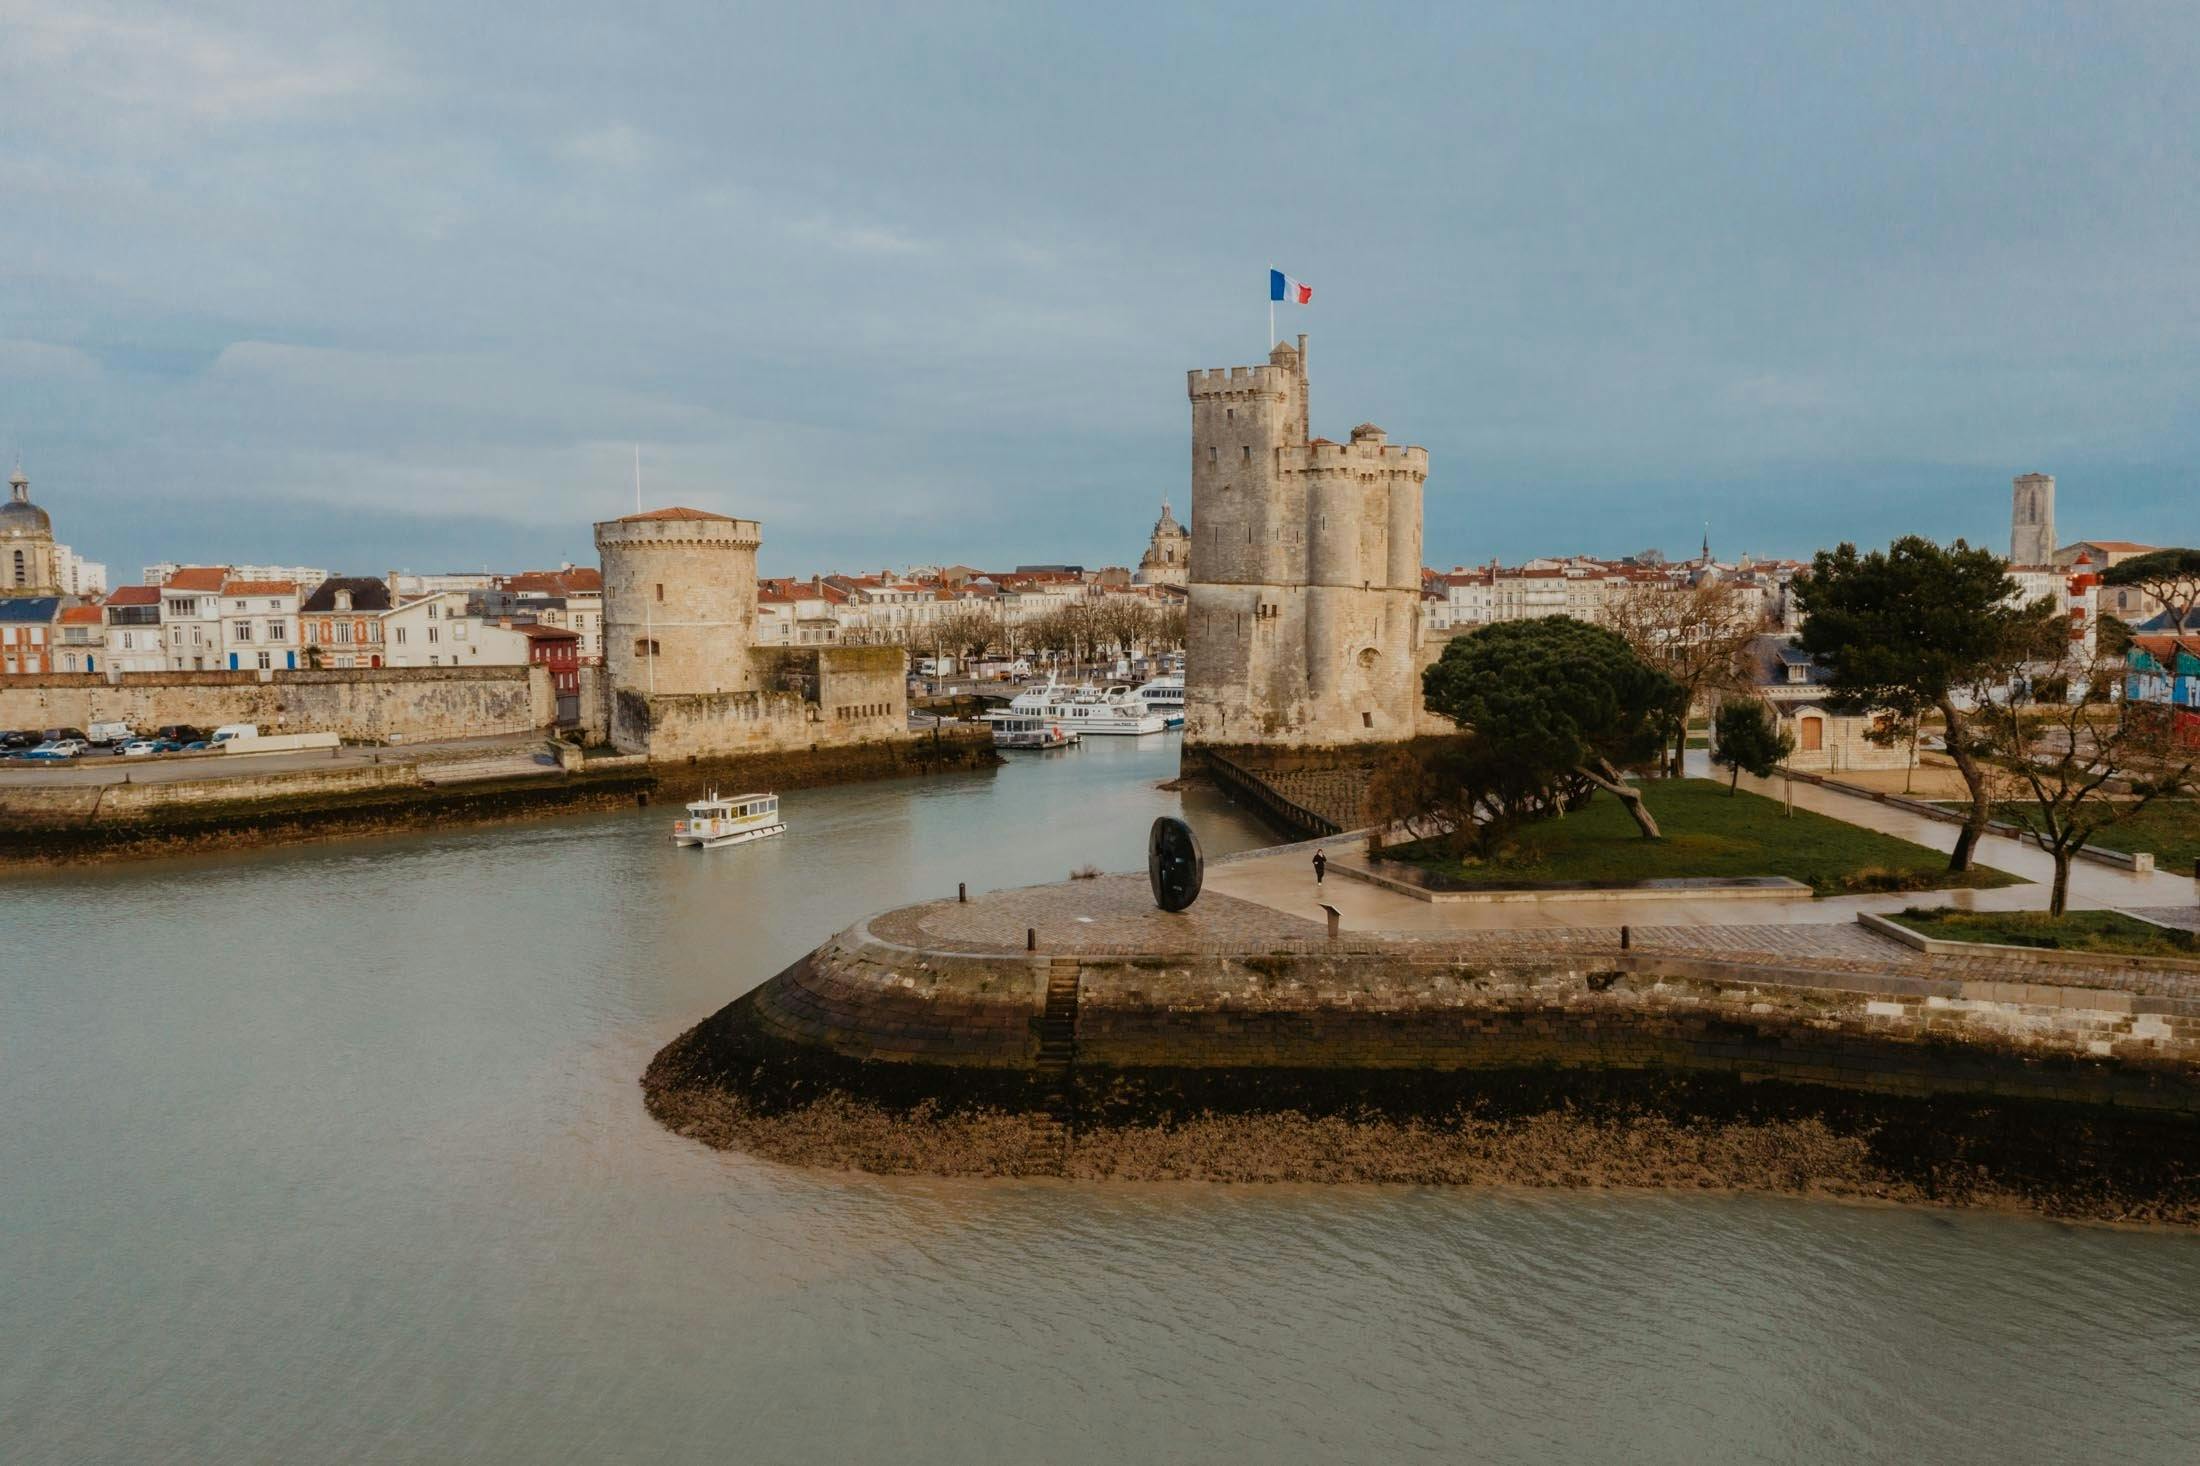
[2,469,50,536]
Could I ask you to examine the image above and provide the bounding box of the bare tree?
[1977,640,2196,916]
[1151,602,1188,652]
[1093,598,1155,661]
[1600,579,1763,774]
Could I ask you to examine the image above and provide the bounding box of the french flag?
[1269,268,1312,305]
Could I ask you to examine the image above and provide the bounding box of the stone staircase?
[1025,957,1082,1174]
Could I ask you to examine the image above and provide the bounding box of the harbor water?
[5,734,2197,1464]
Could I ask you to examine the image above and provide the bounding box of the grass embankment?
[1890,906,2197,958]
[1386,778,2018,895]
[1935,799,2200,872]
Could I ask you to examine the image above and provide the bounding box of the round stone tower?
[593,506,763,699]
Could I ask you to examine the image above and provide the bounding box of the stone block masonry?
[644,875,2200,1222]
[0,666,553,743]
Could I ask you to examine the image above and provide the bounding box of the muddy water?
[5,735,2197,1463]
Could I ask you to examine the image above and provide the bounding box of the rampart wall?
[0,667,553,742]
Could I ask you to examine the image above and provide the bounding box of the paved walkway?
[1204,752,2200,936]
[863,875,2200,1002]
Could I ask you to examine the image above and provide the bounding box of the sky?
[5,0,2197,581]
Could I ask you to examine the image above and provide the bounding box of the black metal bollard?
[1620,924,1631,951]
[1026,927,1036,952]
[958,882,967,903]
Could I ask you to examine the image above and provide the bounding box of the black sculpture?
[1147,816,1204,912]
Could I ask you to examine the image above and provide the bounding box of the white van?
[87,720,135,747]
[210,724,262,745]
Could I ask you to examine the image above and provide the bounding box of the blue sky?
[5,1,2196,579]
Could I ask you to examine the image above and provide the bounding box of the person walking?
[1312,849,1327,885]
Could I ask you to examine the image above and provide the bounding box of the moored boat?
[992,714,1079,750]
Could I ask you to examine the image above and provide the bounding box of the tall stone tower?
[2011,472,2055,567]
[1134,498,1191,587]
[1182,337,1429,752]
[594,506,762,748]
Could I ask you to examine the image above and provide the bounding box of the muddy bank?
[642,997,2200,1226]
[1,729,997,868]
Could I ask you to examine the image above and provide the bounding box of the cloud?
[785,216,934,257]
[0,2,389,123]
[559,122,655,170]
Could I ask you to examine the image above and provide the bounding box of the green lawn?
[1936,799,2200,872]
[1891,906,2197,958]
[1384,779,2018,895]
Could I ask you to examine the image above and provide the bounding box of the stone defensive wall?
[1,725,994,866]
[0,666,553,743]
[646,875,2200,1221]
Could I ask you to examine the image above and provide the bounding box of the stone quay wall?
[730,916,2200,1108]
[646,880,2200,1214]
[0,666,553,743]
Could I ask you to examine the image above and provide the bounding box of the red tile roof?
[616,506,733,522]
[513,623,579,640]
[107,584,160,606]
[163,566,230,591]
[220,580,298,597]
[59,604,105,624]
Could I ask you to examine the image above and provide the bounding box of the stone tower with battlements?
[594,506,762,749]
[2011,472,2055,567]
[1182,336,1429,753]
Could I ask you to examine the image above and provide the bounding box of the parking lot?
[0,734,549,787]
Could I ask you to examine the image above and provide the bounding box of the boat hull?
[673,822,788,849]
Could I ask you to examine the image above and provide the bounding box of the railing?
[1203,750,1340,840]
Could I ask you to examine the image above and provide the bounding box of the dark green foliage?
[1710,700,1794,790]
[2100,547,2200,632]
[1791,536,2058,870]
[1421,617,1687,838]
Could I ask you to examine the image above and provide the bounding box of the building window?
[257,651,271,670]
[232,620,253,641]
[635,638,659,657]
[269,622,286,641]
[395,627,407,645]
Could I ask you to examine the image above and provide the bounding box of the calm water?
[5,735,2197,1464]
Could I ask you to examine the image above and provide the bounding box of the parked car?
[210,723,261,745]
[87,720,136,747]
[0,730,37,750]
[17,740,86,760]
[154,724,206,743]
[41,727,90,745]
[180,741,211,752]
[119,740,164,757]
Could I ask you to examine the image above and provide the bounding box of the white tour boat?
[1053,684,1168,735]
[992,714,1079,750]
[672,790,786,849]
[1130,673,1185,726]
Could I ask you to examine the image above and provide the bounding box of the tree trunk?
[2049,849,2072,917]
[1937,696,1988,872]
[1579,762,1661,839]
[1729,764,1741,794]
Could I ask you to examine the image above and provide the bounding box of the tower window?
[655,583,665,602]
[1242,446,1250,463]
[1226,408,1235,423]
[1207,447,1216,466]
[10,550,22,585]
[635,638,660,657]
[1363,711,1373,729]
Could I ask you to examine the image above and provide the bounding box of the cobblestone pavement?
[2130,906,2200,934]
[862,875,2200,1001]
